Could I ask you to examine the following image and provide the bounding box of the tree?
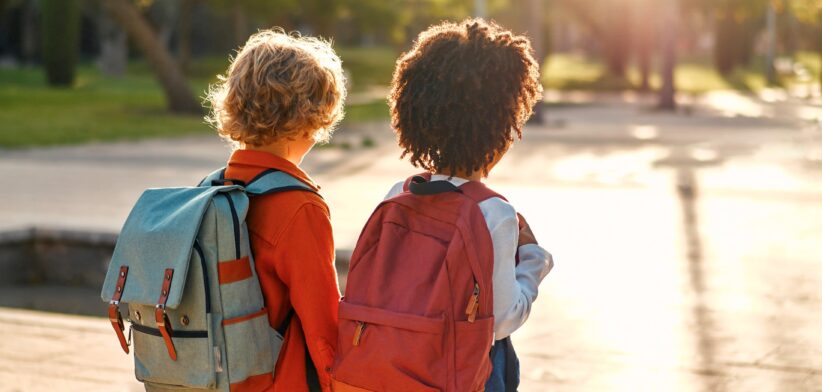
[687,0,770,75]
[177,0,197,73]
[208,0,300,46]
[527,0,545,124]
[765,0,777,85]
[634,0,659,90]
[557,0,634,79]
[337,0,407,46]
[659,0,679,110]
[790,0,822,92]
[98,5,128,77]
[41,0,80,86]
[100,0,201,114]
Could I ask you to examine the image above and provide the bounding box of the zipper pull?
[465,282,480,323]
[214,346,224,373]
[352,321,366,346]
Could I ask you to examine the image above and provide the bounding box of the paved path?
[2,94,822,391]
[0,307,143,392]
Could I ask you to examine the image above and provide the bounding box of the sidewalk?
[0,307,142,392]
[2,99,822,390]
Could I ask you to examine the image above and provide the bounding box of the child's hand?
[517,213,538,246]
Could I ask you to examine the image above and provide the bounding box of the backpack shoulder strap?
[245,169,318,197]
[404,173,463,196]
[402,172,432,192]
[198,167,226,187]
[459,181,508,203]
[401,172,507,202]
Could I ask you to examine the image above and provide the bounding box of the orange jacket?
[225,150,339,392]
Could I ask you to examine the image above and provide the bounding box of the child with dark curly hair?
[384,19,554,391]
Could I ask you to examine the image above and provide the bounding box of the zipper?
[221,193,241,259]
[465,281,480,323]
[132,323,208,338]
[193,241,211,314]
[352,321,367,346]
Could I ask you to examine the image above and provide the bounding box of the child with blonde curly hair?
[205,28,346,392]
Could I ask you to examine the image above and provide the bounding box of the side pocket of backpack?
[221,307,282,389]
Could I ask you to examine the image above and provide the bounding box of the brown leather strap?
[108,266,129,354]
[155,268,177,360]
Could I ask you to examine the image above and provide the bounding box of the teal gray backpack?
[101,167,315,391]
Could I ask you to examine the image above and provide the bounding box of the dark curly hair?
[389,19,542,176]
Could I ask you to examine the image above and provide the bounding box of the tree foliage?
[554,0,636,78]
[789,0,822,50]
[686,0,770,74]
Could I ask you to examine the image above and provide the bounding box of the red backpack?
[332,173,502,392]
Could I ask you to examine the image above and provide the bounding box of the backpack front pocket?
[132,307,215,389]
[222,307,282,389]
[333,302,446,392]
[454,317,494,391]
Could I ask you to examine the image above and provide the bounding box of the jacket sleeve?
[271,201,340,391]
[484,198,553,339]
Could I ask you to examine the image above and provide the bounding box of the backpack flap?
[101,186,239,309]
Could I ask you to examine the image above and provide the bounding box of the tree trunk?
[636,0,654,91]
[42,0,80,86]
[527,0,544,124]
[178,0,195,74]
[100,0,201,114]
[604,33,630,78]
[818,50,822,97]
[20,0,38,64]
[658,0,678,110]
[233,3,248,48]
[764,2,777,85]
[714,10,737,75]
[638,45,651,91]
[98,7,127,77]
[603,2,631,79]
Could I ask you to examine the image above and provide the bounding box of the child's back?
[384,175,552,391]
[333,19,553,392]
[333,173,501,391]
[205,29,347,392]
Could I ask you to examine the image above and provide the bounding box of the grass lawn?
[6,45,812,148]
[543,53,773,93]
[0,46,397,148]
[0,66,211,148]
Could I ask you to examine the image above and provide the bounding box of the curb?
[0,226,352,288]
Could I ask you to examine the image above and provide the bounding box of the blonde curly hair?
[206,29,346,146]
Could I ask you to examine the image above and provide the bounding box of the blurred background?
[1,0,821,391]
